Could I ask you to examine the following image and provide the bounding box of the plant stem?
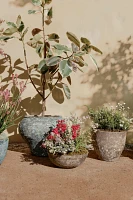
[42,4,46,116]
[50,69,59,79]
[21,36,43,99]
[45,78,60,101]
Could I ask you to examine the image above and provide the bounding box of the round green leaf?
[0,36,14,41]
[90,45,103,54]
[59,60,72,78]
[53,44,71,52]
[7,22,17,28]
[66,32,80,48]
[16,15,21,28]
[32,0,42,6]
[81,37,91,45]
[38,59,46,70]
[18,21,25,32]
[45,0,52,4]
[38,59,48,74]
[62,83,71,99]
[46,56,61,66]
[3,28,17,35]
[28,10,37,14]
[74,51,85,56]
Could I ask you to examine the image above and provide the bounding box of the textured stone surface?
[48,152,88,169]
[94,130,126,162]
[0,133,9,165]
[19,116,62,157]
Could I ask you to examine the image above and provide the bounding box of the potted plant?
[0,0,102,156]
[0,65,26,164]
[42,114,90,168]
[88,103,130,162]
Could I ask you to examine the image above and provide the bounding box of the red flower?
[52,128,59,135]
[57,120,67,133]
[47,134,54,140]
[72,131,77,139]
[71,124,80,139]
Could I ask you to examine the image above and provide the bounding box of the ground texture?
[1,144,133,200]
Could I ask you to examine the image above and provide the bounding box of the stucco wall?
[1,0,133,143]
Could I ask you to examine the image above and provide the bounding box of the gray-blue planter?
[0,132,9,165]
[19,115,62,157]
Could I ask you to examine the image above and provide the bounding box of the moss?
[67,148,88,155]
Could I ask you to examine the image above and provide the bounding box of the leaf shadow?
[79,36,133,116]
[10,0,31,7]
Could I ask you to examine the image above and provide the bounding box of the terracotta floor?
[1,146,133,200]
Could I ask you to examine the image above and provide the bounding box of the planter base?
[48,151,88,169]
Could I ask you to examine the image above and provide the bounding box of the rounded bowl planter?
[0,132,9,165]
[93,130,127,162]
[19,115,62,157]
[48,151,88,169]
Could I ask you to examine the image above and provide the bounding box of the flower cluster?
[0,74,26,133]
[71,124,80,139]
[88,103,130,132]
[42,115,90,155]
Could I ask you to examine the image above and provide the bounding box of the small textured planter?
[0,132,9,165]
[48,151,88,169]
[94,130,127,162]
[19,115,62,157]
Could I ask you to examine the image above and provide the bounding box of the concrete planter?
[19,115,62,157]
[94,130,127,162]
[48,151,88,169]
[0,132,9,165]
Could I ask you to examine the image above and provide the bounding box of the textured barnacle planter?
[48,151,88,169]
[93,130,127,162]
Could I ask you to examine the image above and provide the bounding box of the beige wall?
[1,0,133,142]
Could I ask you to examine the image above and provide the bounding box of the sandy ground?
[1,145,133,200]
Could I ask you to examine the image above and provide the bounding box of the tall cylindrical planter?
[0,132,9,165]
[19,115,62,157]
[94,130,127,162]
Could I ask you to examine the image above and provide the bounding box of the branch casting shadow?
[80,36,133,116]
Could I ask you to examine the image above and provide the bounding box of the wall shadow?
[80,36,133,116]
[10,0,31,7]
[0,56,43,142]
[0,54,65,143]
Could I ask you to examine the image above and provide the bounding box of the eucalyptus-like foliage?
[0,0,102,115]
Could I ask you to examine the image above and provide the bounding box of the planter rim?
[48,151,88,157]
[23,115,62,118]
[0,132,9,141]
[96,129,127,133]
